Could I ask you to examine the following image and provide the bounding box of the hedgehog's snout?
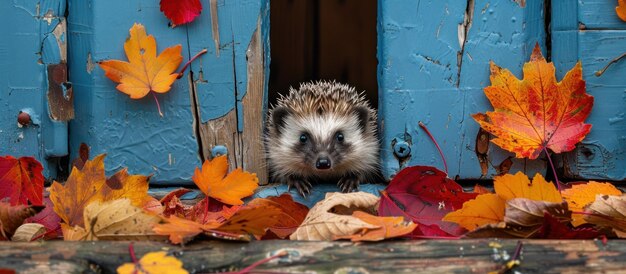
[315,156,331,170]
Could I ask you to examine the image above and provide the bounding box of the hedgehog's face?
[270,106,373,178]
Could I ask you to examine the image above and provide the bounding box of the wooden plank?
[0,0,69,177]
[0,240,624,273]
[578,0,626,30]
[552,1,626,181]
[378,0,546,180]
[67,0,200,185]
[187,0,270,182]
[268,0,316,104]
[318,0,378,106]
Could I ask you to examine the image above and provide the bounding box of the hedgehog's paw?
[287,177,312,198]
[338,176,360,193]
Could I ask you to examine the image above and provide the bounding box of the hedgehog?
[266,81,379,197]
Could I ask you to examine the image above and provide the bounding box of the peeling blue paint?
[0,0,68,177]
[553,1,626,180]
[379,0,546,180]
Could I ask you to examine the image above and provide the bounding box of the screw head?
[17,112,31,126]
[393,141,411,158]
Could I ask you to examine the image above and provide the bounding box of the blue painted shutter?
[378,0,547,179]
[552,0,626,180]
[0,0,71,177]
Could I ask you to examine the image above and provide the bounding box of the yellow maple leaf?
[192,155,258,205]
[443,194,506,231]
[50,154,152,227]
[117,251,188,274]
[494,172,562,203]
[99,23,182,99]
[562,182,622,226]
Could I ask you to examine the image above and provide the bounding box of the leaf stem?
[543,147,562,193]
[128,242,141,274]
[224,251,288,274]
[178,49,208,79]
[152,93,163,117]
[419,121,448,174]
[595,52,626,77]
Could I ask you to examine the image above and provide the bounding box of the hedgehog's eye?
[336,132,344,142]
[299,133,308,144]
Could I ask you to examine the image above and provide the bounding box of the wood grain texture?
[0,240,624,273]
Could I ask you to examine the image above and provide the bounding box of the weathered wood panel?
[552,0,626,181]
[0,0,71,177]
[67,0,270,184]
[0,240,624,273]
[378,0,546,180]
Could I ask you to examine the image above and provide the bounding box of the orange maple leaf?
[618,0,626,21]
[0,156,44,206]
[99,23,183,116]
[472,44,593,159]
[335,211,417,242]
[562,182,622,227]
[49,154,152,227]
[192,155,258,206]
[154,203,281,244]
[443,194,506,231]
[443,172,562,230]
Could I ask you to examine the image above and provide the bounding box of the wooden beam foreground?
[0,239,623,273]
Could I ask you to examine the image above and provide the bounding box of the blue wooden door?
[67,0,269,185]
[378,0,547,180]
[552,0,626,181]
[0,0,72,177]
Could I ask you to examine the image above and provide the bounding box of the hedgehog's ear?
[354,106,370,131]
[272,107,290,134]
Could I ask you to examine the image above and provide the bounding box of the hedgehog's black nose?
[315,157,331,170]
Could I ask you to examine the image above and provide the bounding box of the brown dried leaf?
[584,194,626,237]
[11,223,46,242]
[290,192,380,241]
[0,202,44,239]
[80,198,162,241]
[505,198,571,227]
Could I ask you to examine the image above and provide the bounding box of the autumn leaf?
[0,202,44,240]
[563,182,622,226]
[291,192,380,241]
[494,172,562,203]
[335,211,417,242]
[25,196,62,240]
[154,203,281,244]
[378,166,478,237]
[11,223,46,242]
[472,43,592,159]
[50,154,152,227]
[192,155,258,206]
[443,194,506,231]
[584,195,626,238]
[618,0,626,21]
[444,172,562,232]
[79,199,162,241]
[117,251,188,274]
[249,194,309,239]
[160,0,202,27]
[535,212,602,239]
[99,24,183,116]
[0,156,44,206]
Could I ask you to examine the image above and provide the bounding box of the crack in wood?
[456,0,474,88]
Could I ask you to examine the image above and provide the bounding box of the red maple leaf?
[378,166,478,237]
[0,156,44,206]
[160,0,203,26]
